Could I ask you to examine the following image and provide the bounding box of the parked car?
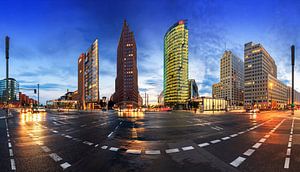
[32,107,46,113]
[250,108,260,113]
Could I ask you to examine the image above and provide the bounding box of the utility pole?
[291,45,295,114]
[37,84,40,106]
[5,36,10,116]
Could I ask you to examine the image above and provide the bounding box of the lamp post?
[291,45,295,114]
[5,36,10,117]
[269,82,273,110]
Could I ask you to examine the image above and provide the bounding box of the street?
[0,110,299,172]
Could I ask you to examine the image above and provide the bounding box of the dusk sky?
[0,0,299,104]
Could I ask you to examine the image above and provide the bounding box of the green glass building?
[163,20,189,109]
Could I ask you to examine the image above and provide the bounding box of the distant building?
[77,39,100,110]
[19,92,37,107]
[287,86,300,107]
[164,20,189,109]
[212,50,244,106]
[46,91,78,109]
[158,91,164,106]
[0,78,19,103]
[188,79,199,99]
[244,42,287,109]
[113,20,140,108]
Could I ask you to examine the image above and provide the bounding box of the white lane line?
[10,159,16,170]
[80,124,87,127]
[109,147,119,151]
[288,142,292,148]
[252,142,262,149]
[60,162,71,170]
[101,145,108,150]
[49,153,63,162]
[107,132,114,138]
[198,143,210,147]
[41,146,51,152]
[9,149,14,156]
[230,156,246,167]
[145,150,161,155]
[8,142,12,148]
[264,134,270,138]
[126,149,142,154]
[286,148,291,156]
[243,149,255,156]
[238,131,245,135]
[284,157,290,169]
[182,146,194,151]
[210,139,221,144]
[52,130,58,133]
[221,137,230,140]
[230,134,238,138]
[259,138,266,143]
[65,135,72,139]
[289,137,292,142]
[165,148,180,154]
[83,141,94,146]
[94,144,99,147]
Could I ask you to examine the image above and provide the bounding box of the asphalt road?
[0,109,299,172]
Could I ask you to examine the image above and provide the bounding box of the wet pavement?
[0,109,299,172]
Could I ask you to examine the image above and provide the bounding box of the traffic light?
[34,89,37,94]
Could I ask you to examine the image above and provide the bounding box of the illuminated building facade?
[212,50,244,106]
[77,39,99,109]
[164,20,189,109]
[244,42,287,109]
[113,20,140,108]
[0,78,19,103]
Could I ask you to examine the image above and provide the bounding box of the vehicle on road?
[32,107,46,113]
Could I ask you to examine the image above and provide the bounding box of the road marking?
[264,134,270,138]
[10,159,16,170]
[230,156,246,167]
[8,142,12,148]
[60,162,71,170]
[101,145,108,149]
[9,149,13,156]
[288,142,292,148]
[52,130,58,133]
[259,138,266,143]
[238,131,245,135]
[252,143,262,149]
[53,122,59,125]
[165,148,180,154]
[145,150,161,155]
[107,132,114,138]
[284,157,290,169]
[221,137,230,140]
[286,148,291,156]
[49,153,63,162]
[182,146,194,151]
[41,146,51,152]
[210,139,221,144]
[65,135,72,139]
[83,141,94,146]
[243,149,255,156]
[80,124,87,127]
[230,134,238,137]
[109,147,119,152]
[94,144,99,147]
[198,143,210,147]
[126,149,141,154]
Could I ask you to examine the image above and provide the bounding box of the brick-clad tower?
[114,20,139,108]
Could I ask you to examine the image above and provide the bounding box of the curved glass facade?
[0,78,19,103]
[163,20,189,108]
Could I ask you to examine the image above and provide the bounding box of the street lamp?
[269,82,273,110]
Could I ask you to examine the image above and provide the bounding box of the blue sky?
[0,0,299,104]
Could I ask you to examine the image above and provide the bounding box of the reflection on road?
[20,112,47,125]
[117,111,145,118]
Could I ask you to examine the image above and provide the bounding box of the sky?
[0,0,299,104]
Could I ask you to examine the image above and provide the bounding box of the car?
[250,108,260,113]
[32,107,46,113]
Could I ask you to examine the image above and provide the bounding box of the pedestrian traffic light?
[34,89,37,94]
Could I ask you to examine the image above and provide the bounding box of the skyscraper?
[0,78,19,103]
[163,20,189,109]
[212,50,244,106]
[244,42,287,109]
[77,39,99,110]
[113,20,139,108]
